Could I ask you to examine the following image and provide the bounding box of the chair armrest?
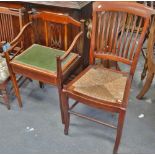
[56,31,83,85]
[60,31,83,61]
[56,31,83,82]
[10,22,32,46]
[3,22,32,59]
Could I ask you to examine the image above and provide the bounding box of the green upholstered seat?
[13,44,78,73]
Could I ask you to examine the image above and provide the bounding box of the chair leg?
[39,81,44,89]
[113,110,126,154]
[58,86,65,124]
[137,72,154,99]
[141,58,148,81]
[62,93,70,135]
[10,72,22,108]
[2,89,10,110]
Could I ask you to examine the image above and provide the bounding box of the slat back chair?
[0,7,25,46]
[137,16,155,99]
[4,11,84,123]
[137,2,155,80]
[62,2,153,153]
[0,7,25,109]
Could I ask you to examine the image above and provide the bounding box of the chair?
[0,6,25,44]
[138,1,155,81]
[62,2,153,153]
[0,7,25,109]
[137,16,155,99]
[4,11,84,123]
[0,54,10,109]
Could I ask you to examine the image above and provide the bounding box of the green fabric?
[14,44,77,73]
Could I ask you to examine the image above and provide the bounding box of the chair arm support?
[10,22,32,45]
[4,22,32,61]
[122,75,133,108]
[60,31,83,61]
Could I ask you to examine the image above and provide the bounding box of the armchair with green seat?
[4,11,84,123]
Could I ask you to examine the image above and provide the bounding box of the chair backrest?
[0,7,25,43]
[30,11,83,51]
[142,1,155,59]
[90,2,154,76]
[146,16,155,69]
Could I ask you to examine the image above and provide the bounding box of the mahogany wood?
[0,77,10,109]
[5,11,84,124]
[137,16,155,99]
[62,2,153,153]
[0,7,26,109]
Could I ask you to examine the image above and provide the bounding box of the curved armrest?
[57,31,83,81]
[4,22,32,60]
[10,22,32,45]
[60,31,83,61]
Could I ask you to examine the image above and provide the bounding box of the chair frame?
[0,77,10,109]
[4,11,84,123]
[62,2,153,153]
[137,16,155,99]
[0,6,25,109]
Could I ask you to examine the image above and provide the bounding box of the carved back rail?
[90,2,154,75]
[0,7,24,43]
[31,12,81,51]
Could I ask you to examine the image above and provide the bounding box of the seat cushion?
[13,44,78,73]
[0,55,9,84]
[71,66,128,104]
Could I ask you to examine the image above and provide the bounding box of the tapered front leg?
[10,72,22,108]
[113,110,126,154]
[62,92,70,135]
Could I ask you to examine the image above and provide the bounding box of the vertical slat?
[49,24,52,47]
[101,12,106,51]
[117,13,127,55]
[59,25,62,49]
[90,10,97,64]
[9,14,14,41]
[64,24,68,51]
[5,14,10,42]
[113,12,122,54]
[4,14,8,41]
[19,10,23,48]
[1,14,7,41]
[124,15,138,58]
[121,14,132,57]
[6,14,10,41]
[97,12,102,51]
[109,12,117,53]
[44,20,48,46]
[0,13,3,41]
[129,17,143,60]
[105,12,112,52]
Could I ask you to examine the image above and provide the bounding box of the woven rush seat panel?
[72,67,128,103]
[13,44,78,73]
